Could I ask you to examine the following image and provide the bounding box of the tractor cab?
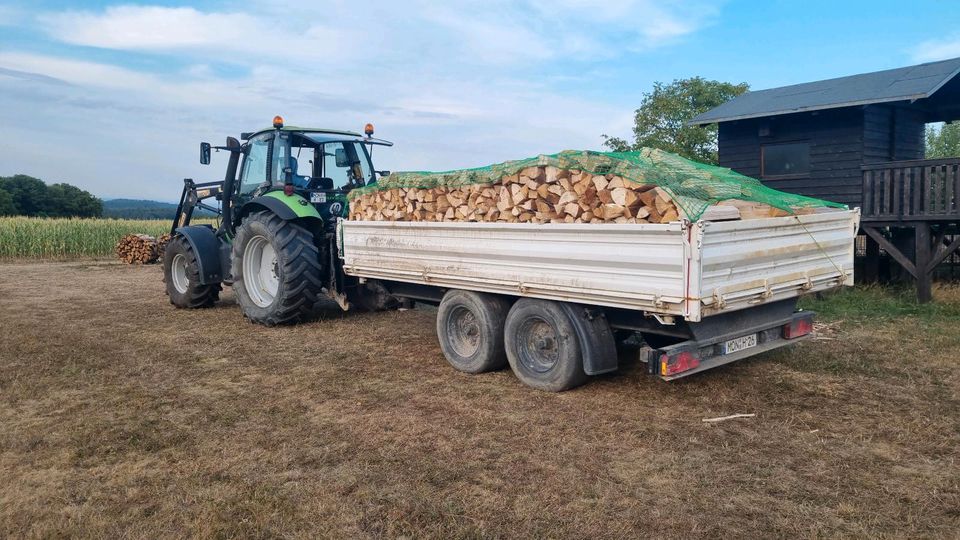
[233,117,392,228]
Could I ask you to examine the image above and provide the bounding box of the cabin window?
[761,142,810,177]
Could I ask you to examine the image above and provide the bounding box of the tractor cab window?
[322,142,372,190]
[239,133,271,196]
[290,145,317,185]
[282,136,320,189]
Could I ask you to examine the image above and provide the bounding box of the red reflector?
[283,184,295,196]
[783,317,813,339]
[660,350,700,376]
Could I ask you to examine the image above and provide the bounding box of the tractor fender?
[174,225,223,285]
[238,192,323,223]
[559,302,619,376]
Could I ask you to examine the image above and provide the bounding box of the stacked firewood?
[157,233,172,260]
[116,234,159,264]
[348,166,793,224]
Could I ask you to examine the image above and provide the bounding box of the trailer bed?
[338,209,859,322]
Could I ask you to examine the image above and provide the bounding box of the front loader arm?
[171,178,224,234]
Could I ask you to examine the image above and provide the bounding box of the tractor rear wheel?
[162,234,221,308]
[232,211,324,326]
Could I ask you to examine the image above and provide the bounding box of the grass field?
[0,261,958,538]
[0,217,216,260]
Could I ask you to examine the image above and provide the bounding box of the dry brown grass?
[1,261,958,538]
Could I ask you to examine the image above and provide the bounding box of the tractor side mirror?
[334,148,349,168]
[376,170,390,177]
[200,142,211,165]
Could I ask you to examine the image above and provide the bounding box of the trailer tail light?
[783,315,814,339]
[660,350,700,376]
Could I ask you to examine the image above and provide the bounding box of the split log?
[157,233,172,260]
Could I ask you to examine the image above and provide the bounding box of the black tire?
[232,211,324,326]
[504,299,587,392]
[436,290,511,374]
[162,234,221,308]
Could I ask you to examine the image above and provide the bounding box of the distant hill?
[103,199,216,220]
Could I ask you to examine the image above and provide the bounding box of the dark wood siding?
[892,107,925,160]
[717,108,865,208]
[863,104,926,163]
[863,104,893,163]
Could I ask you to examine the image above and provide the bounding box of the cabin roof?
[690,57,960,125]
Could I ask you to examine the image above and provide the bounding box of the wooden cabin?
[691,58,960,301]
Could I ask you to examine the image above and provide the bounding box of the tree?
[0,175,102,218]
[603,77,749,164]
[926,122,960,158]
[0,175,49,216]
[47,183,103,218]
[0,188,15,216]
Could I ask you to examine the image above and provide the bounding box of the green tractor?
[163,116,393,325]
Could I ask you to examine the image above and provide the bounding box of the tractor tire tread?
[162,234,221,309]
[232,211,324,326]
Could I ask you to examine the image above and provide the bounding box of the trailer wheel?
[162,234,221,308]
[504,299,587,392]
[436,290,510,373]
[232,211,324,326]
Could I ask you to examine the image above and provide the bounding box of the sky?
[1,0,959,202]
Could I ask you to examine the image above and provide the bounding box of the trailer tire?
[436,290,511,374]
[505,299,587,392]
[232,211,324,326]
[163,234,221,308]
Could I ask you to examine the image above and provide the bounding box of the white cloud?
[39,6,264,50]
[911,35,960,63]
[38,1,715,64]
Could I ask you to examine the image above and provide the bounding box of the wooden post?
[915,223,932,303]
[863,234,880,283]
[890,227,916,283]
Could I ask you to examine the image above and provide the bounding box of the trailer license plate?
[310,192,326,203]
[723,333,757,354]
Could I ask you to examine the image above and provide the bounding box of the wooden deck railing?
[862,157,960,221]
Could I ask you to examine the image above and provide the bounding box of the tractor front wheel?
[162,234,221,308]
[232,211,324,326]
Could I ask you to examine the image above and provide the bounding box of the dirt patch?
[1,261,958,538]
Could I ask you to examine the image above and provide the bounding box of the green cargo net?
[349,148,846,221]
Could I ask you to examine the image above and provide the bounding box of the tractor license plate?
[310,192,327,203]
[723,333,757,354]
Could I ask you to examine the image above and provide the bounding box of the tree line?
[0,175,103,218]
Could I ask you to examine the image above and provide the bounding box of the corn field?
[0,217,216,259]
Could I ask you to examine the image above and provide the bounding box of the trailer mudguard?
[239,192,323,222]
[559,303,619,375]
[174,225,223,285]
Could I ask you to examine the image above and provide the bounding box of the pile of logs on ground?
[116,234,160,264]
[348,166,797,224]
[157,233,172,260]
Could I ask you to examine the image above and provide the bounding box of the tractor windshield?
[273,132,374,191]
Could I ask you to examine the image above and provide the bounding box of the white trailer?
[336,209,859,390]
